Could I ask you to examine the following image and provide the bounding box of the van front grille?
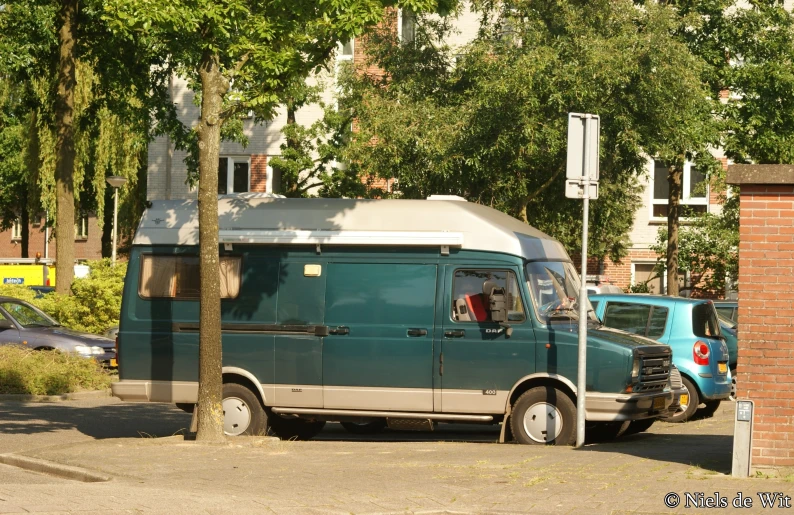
[636,352,671,392]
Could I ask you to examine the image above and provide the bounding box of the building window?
[11,218,22,241]
[75,214,89,240]
[650,160,708,219]
[138,255,241,299]
[338,39,354,61]
[218,157,250,195]
[398,9,415,44]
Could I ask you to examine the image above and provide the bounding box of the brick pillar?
[727,165,794,474]
[250,155,268,192]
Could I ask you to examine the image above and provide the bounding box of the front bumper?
[585,390,673,422]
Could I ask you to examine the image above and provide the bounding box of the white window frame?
[218,156,251,195]
[11,218,22,241]
[75,214,89,240]
[398,9,415,44]
[648,160,709,222]
[337,39,354,62]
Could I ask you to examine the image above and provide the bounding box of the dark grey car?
[0,296,116,365]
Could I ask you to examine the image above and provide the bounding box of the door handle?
[444,329,465,338]
[407,328,428,337]
[329,326,350,335]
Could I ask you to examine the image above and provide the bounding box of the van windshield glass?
[525,261,597,323]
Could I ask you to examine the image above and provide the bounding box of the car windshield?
[0,301,58,328]
[525,261,598,323]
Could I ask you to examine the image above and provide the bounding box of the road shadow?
[579,432,733,474]
[0,402,192,439]
[315,422,502,444]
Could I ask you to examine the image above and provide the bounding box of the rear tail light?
[693,340,710,365]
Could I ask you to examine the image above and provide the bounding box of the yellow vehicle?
[0,259,56,287]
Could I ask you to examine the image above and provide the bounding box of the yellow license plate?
[680,394,689,406]
[110,358,118,367]
[718,362,728,374]
[653,396,665,410]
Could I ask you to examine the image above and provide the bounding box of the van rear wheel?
[222,383,267,436]
[510,386,576,446]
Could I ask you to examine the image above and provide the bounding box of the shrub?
[0,346,113,395]
[0,284,38,303]
[33,259,127,335]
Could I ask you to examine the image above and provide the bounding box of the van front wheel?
[222,383,267,436]
[510,387,576,446]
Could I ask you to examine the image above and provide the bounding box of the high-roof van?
[112,196,673,445]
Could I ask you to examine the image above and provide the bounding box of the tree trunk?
[195,48,227,443]
[666,164,682,297]
[54,0,77,295]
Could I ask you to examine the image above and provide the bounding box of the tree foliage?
[332,1,718,263]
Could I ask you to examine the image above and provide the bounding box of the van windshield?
[525,261,598,323]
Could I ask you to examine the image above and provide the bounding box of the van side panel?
[322,262,437,411]
[273,259,327,407]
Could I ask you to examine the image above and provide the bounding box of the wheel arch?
[504,373,577,413]
[222,367,267,406]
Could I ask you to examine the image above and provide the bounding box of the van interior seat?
[465,293,488,322]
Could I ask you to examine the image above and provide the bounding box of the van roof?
[133,198,570,261]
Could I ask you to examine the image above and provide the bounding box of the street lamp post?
[106,176,128,264]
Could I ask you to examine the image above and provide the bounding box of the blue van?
[589,294,731,422]
[112,196,674,444]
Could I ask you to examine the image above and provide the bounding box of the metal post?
[112,186,119,264]
[575,115,591,448]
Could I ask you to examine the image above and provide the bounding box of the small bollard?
[732,400,754,478]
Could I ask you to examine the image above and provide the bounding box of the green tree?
[339,0,717,265]
[104,0,451,441]
[1,0,177,290]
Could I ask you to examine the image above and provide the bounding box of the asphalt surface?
[0,398,791,514]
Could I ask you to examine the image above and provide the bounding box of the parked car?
[713,300,738,323]
[717,313,738,400]
[589,294,731,423]
[104,325,119,340]
[585,275,624,295]
[0,296,116,366]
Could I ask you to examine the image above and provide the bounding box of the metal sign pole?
[575,115,591,449]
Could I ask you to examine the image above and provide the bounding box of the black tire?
[621,418,655,437]
[730,368,737,401]
[699,400,721,418]
[341,419,387,435]
[221,383,267,436]
[660,375,699,423]
[267,413,326,441]
[175,403,195,414]
[510,386,576,446]
[585,421,624,443]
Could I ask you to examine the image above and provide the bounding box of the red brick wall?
[0,214,102,262]
[734,181,794,470]
[250,154,268,192]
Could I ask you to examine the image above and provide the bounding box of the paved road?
[0,399,790,514]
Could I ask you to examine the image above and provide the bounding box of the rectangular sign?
[566,113,600,181]
[565,180,599,200]
[3,278,24,285]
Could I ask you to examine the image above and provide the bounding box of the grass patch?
[0,346,113,395]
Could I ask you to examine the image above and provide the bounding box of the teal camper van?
[112,196,673,445]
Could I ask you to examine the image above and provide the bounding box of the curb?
[0,389,112,403]
[0,454,111,483]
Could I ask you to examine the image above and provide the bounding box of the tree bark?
[54,0,77,295]
[195,48,227,443]
[666,164,682,297]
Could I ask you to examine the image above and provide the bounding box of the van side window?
[451,269,524,323]
[139,255,242,299]
[647,306,668,339]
